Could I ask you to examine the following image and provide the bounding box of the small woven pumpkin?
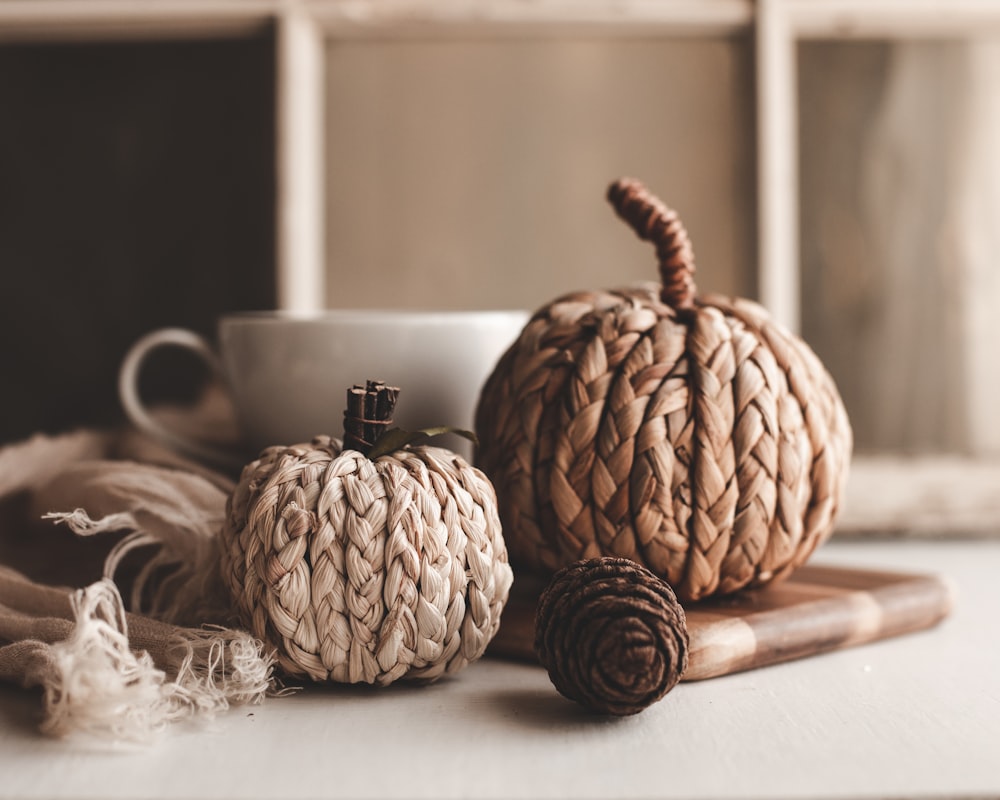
[220,381,513,685]
[475,179,852,601]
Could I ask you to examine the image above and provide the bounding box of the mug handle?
[118,328,245,470]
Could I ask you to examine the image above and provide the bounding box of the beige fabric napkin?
[0,427,274,741]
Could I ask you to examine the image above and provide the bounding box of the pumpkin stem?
[344,380,400,455]
[607,178,697,310]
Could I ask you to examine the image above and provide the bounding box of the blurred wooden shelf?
[4,0,998,531]
[841,456,1000,538]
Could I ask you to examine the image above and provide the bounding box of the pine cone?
[534,557,688,715]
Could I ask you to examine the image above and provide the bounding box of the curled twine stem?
[343,380,400,455]
[607,178,697,310]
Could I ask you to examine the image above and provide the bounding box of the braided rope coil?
[475,180,852,602]
[220,436,513,685]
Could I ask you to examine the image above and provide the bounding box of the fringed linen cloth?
[0,428,274,741]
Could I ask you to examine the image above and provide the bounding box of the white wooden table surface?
[1,539,997,800]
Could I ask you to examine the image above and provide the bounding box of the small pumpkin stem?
[344,380,400,455]
[607,178,697,310]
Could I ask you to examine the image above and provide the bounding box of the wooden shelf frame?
[7,0,1000,319]
[2,0,998,533]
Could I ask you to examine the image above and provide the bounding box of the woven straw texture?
[475,179,852,601]
[221,435,513,685]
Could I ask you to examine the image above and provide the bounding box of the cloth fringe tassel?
[26,579,273,742]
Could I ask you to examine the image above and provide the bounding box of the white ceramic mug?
[118,309,530,469]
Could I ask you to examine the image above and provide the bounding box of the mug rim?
[219,308,531,326]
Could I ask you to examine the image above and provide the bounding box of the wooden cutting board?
[488,564,954,680]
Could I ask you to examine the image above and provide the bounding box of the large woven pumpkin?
[475,179,852,601]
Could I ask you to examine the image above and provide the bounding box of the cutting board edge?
[681,570,955,681]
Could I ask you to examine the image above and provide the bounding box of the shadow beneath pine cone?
[487,688,632,731]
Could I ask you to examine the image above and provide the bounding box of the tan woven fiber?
[221,435,513,685]
[475,179,852,601]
